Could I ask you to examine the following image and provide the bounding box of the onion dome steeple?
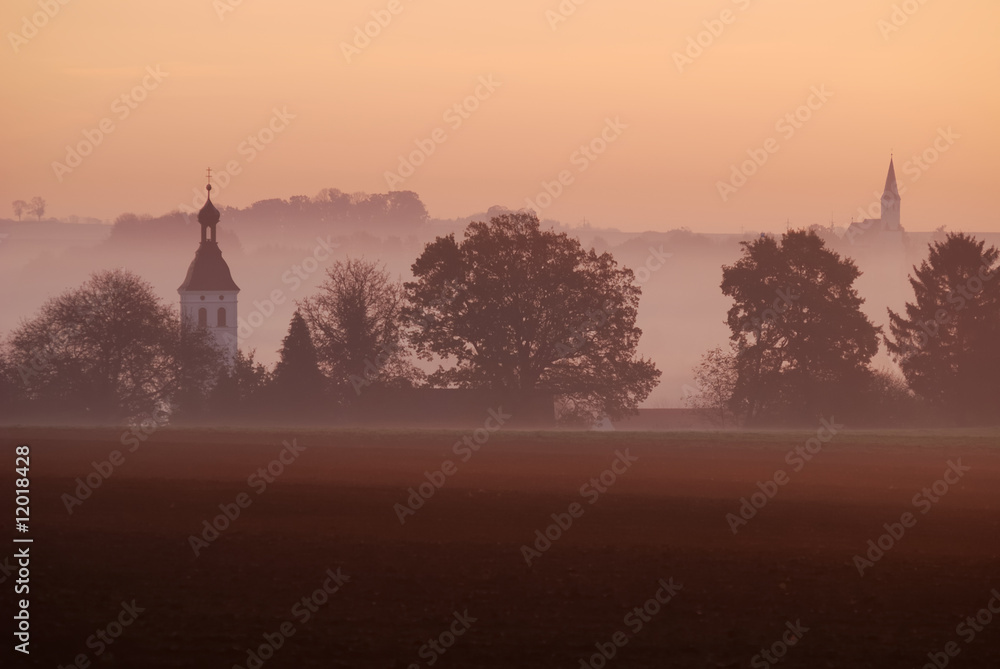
[198,179,221,243]
[179,171,239,292]
[178,168,240,366]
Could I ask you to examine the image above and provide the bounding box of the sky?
[1,0,998,233]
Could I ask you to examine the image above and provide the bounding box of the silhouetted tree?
[227,189,429,243]
[721,229,879,423]
[207,349,272,421]
[0,350,23,421]
[28,196,45,221]
[5,269,222,422]
[857,368,924,426]
[385,190,429,228]
[289,195,311,210]
[300,259,420,398]
[886,233,1000,423]
[684,345,738,424]
[171,322,231,423]
[11,200,27,221]
[270,311,327,418]
[406,211,660,423]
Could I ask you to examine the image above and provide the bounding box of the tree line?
[10,198,46,222]
[685,230,1000,426]
[107,188,429,247]
[1,213,997,427]
[0,212,660,426]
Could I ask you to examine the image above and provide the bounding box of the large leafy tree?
[3,269,222,422]
[299,258,420,398]
[886,233,1000,422]
[406,211,660,422]
[721,230,879,422]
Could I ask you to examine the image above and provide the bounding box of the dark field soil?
[1,427,998,668]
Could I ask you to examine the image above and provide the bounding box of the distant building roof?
[178,240,239,292]
[848,218,882,232]
[198,193,221,227]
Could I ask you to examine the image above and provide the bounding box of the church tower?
[880,157,901,232]
[178,178,240,363]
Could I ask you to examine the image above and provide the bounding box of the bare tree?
[299,258,421,397]
[11,200,27,221]
[28,196,46,221]
[684,345,738,425]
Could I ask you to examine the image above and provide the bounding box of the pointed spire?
[883,156,899,200]
[880,156,902,232]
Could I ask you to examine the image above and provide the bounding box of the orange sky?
[1,0,998,232]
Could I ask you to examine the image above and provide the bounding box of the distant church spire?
[880,156,901,231]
